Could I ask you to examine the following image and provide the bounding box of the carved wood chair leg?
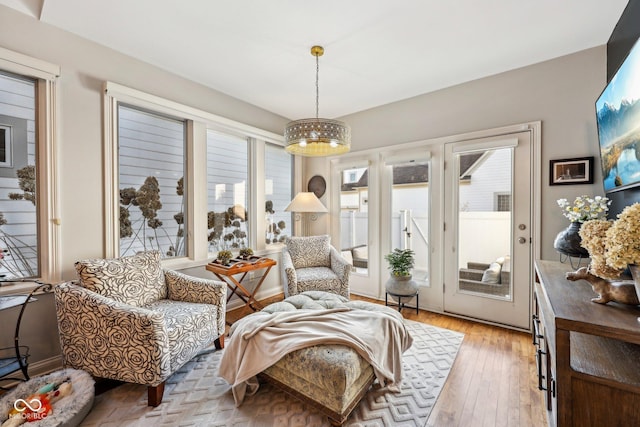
[148,382,165,407]
[214,334,225,349]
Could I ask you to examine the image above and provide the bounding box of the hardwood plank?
[227,293,546,427]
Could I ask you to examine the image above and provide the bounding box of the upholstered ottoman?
[257,291,400,426]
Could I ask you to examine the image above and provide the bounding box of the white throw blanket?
[218,307,414,405]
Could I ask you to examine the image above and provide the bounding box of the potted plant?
[384,248,418,296]
[239,247,254,260]
[216,250,233,266]
[385,248,415,277]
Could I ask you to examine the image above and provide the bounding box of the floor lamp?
[285,192,328,236]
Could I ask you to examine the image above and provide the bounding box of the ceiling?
[0,0,629,120]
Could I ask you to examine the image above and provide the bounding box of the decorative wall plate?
[308,175,326,198]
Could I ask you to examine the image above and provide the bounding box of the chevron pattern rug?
[80,320,463,427]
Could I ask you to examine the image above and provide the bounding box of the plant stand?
[385,289,419,315]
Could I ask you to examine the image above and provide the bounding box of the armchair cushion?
[296,266,340,290]
[165,269,226,342]
[74,250,166,307]
[144,299,219,371]
[286,235,331,269]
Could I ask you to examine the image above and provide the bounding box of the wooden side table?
[205,257,277,322]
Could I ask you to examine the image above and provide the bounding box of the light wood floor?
[226,293,547,427]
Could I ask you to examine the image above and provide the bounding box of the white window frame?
[0,47,61,290]
[103,82,285,268]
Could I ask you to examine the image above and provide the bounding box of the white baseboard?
[29,355,64,377]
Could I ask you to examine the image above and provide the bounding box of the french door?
[330,158,380,298]
[443,131,533,329]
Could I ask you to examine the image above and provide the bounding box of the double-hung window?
[118,105,186,258]
[0,48,60,285]
[264,142,292,245]
[206,130,249,252]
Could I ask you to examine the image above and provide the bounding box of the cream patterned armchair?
[54,251,226,406]
[281,235,351,298]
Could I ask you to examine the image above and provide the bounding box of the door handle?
[518,237,527,244]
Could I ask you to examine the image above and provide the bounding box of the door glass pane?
[118,105,186,258]
[340,167,368,274]
[206,130,248,252]
[265,143,292,245]
[390,160,430,282]
[457,148,512,298]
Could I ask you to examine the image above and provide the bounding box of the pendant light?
[284,45,351,157]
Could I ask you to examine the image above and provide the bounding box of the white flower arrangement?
[557,195,610,223]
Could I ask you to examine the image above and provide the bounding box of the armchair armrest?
[281,248,298,298]
[330,246,352,283]
[54,281,171,385]
[165,269,226,334]
[165,270,226,305]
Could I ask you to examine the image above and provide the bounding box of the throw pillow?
[286,235,331,269]
[481,262,502,284]
[75,250,166,307]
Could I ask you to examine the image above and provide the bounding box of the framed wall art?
[549,156,594,185]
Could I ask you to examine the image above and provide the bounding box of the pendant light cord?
[315,53,319,119]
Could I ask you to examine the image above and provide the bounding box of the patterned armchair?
[54,251,226,406]
[281,235,351,298]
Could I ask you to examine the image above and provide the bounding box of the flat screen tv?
[595,38,640,193]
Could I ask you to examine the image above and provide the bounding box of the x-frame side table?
[205,257,277,323]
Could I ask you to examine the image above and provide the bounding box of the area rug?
[79,320,463,427]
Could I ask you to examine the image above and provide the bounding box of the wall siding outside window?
[0,72,38,279]
[459,149,511,212]
[206,130,249,251]
[118,105,186,258]
[265,143,292,244]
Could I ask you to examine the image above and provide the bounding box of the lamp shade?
[285,192,328,213]
[284,118,351,157]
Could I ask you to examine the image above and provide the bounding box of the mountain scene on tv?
[596,45,640,192]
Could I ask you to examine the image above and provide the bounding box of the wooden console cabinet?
[533,260,640,426]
